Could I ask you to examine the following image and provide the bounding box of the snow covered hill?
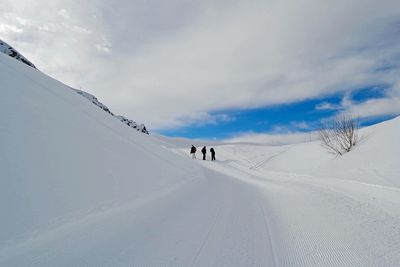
[0,51,198,265]
[163,116,399,187]
[1,44,400,266]
[216,117,400,187]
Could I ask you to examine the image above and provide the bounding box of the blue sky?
[158,86,397,140]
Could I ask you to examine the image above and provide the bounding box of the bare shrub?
[318,113,360,156]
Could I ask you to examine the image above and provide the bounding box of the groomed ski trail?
[0,166,276,266]
[196,147,400,267]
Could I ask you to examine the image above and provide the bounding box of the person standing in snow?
[210,147,216,161]
[201,146,207,160]
[190,145,197,159]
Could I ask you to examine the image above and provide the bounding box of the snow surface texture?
[0,39,36,69]
[1,50,400,266]
[0,39,148,135]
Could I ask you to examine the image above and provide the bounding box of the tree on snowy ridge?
[318,113,360,156]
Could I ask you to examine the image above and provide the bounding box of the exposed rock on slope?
[0,39,36,68]
[75,89,149,134]
[116,115,148,134]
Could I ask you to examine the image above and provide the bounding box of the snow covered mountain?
[0,39,148,134]
[1,41,400,266]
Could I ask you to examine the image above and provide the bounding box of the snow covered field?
[1,51,400,266]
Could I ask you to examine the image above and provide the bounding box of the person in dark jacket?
[190,145,197,159]
[210,147,216,161]
[201,146,207,160]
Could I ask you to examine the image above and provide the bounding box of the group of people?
[190,145,216,161]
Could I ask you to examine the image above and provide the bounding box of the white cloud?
[72,26,92,35]
[346,97,400,118]
[315,102,339,111]
[344,83,400,117]
[225,131,318,145]
[95,43,110,53]
[1,0,400,129]
[95,36,111,53]
[166,112,236,129]
[315,84,400,119]
[192,113,236,126]
[0,23,23,34]
[57,9,70,20]
[290,121,311,130]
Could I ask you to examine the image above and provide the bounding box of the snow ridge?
[0,39,148,135]
[0,39,36,69]
[74,89,149,134]
[115,115,148,135]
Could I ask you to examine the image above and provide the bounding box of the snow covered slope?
[195,117,399,187]
[0,40,148,134]
[164,115,399,187]
[0,52,200,264]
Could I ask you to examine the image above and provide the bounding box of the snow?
[1,50,400,266]
[0,52,193,262]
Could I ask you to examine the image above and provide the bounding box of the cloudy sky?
[2,0,400,140]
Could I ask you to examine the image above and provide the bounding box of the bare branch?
[318,113,360,156]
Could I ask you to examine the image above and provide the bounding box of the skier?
[190,145,197,159]
[201,146,207,160]
[210,147,216,161]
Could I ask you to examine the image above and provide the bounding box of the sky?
[1,0,400,141]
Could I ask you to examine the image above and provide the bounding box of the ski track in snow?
[194,145,400,267]
[2,147,400,266]
[258,201,278,267]
[168,145,400,266]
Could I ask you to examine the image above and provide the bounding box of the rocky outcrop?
[0,39,36,68]
[75,89,149,134]
[116,115,148,134]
